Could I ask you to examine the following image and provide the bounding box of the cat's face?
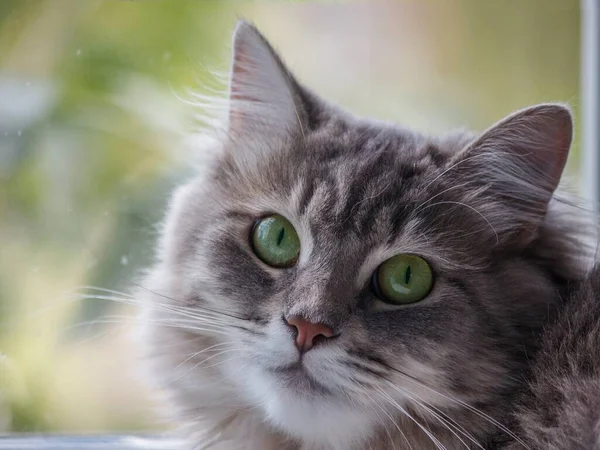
[143,22,582,448]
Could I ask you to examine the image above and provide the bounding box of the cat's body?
[138,22,599,449]
[505,265,600,450]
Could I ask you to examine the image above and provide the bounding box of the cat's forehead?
[292,119,470,187]
[284,123,461,226]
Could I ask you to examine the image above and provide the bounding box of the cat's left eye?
[372,254,433,305]
[251,214,300,268]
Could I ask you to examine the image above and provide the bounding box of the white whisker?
[173,341,241,371]
[413,182,470,214]
[421,151,511,191]
[77,285,136,298]
[386,370,530,449]
[367,393,406,450]
[67,316,235,337]
[418,200,499,244]
[173,348,244,382]
[70,293,243,328]
[385,382,478,449]
[374,387,446,450]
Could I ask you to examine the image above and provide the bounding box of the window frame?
[582,0,600,207]
[0,435,179,450]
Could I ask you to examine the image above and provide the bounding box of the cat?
[137,21,599,449]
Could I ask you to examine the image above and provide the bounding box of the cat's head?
[142,22,591,447]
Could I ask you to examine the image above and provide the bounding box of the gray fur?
[138,21,597,449]
[506,265,600,450]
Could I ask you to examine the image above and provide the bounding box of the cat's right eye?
[251,214,300,268]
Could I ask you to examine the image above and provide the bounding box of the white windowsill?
[0,435,181,450]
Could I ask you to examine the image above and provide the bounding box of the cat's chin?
[243,365,375,448]
[267,363,331,395]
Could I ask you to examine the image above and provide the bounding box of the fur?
[505,265,600,450]
[137,21,597,449]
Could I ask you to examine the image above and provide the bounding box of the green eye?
[373,254,433,304]
[251,214,300,268]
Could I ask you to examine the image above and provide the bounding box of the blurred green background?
[0,0,582,434]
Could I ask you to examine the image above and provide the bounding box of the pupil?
[277,227,285,246]
[404,265,411,285]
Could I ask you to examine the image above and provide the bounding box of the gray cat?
[138,21,599,449]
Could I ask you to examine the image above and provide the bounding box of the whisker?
[190,354,248,375]
[151,334,206,350]
[366,393,408,450]
[129,280,252,322]
[290,95,306,142]
[73,304,235,330]
[74,286,251,325]
[374,387,445,450]
[342,180,395,224]
[76,285,136,298]
[386,382,478,450]
[72,324,125,345]
[413,182,470,214]
[173,341,241,371]
[71,294,241,328]
[418,403,483,450]
[381,363,530,449]
[173,348,245,382]
[99,314,232,329]
[421,151,512,191]
[417,200,499,244]
[5,293,135,322]
[66,316,236,337]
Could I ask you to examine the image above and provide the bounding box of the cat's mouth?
[269,363,331,394]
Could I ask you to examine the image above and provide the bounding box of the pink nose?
[286,316,334,353]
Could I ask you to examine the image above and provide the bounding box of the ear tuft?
[227,20,301,141]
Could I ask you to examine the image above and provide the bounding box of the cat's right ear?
[227,21,306,145]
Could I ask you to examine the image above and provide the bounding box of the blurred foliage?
[0,0,582,435]
[0,0,239,433]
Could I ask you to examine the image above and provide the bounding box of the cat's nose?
[285,316,334,353]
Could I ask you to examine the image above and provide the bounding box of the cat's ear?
[453,104,573,244]
[465,103,572,195]
[227,21,304,143]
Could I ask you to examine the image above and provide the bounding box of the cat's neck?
[191,396,519,450]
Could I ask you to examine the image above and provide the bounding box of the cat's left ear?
[227,21,307,144]
[452,104,573,244]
